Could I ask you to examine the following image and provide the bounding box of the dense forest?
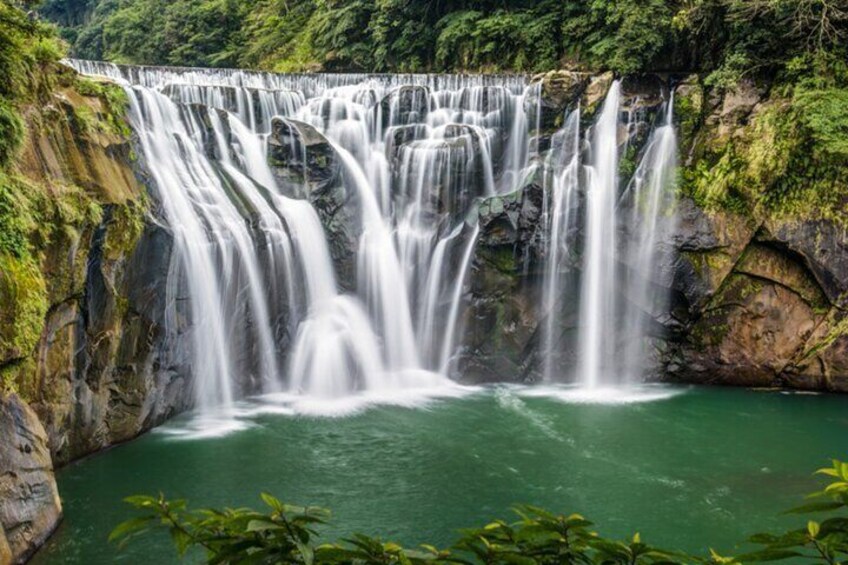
[36,0,848,83]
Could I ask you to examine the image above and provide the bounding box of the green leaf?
[245,519,283,533]
[170,527,192,556]
[807,521,820,538]
[108,516,153,544]
[260,492,283,512]
[296,541,314,565]
[736,549,804,562]
[786,501,844,514]
[122,495,157,508]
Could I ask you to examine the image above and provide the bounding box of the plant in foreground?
[112,459,848,564]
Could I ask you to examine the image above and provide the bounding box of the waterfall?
[67,59,676,415]
[619,97,678,382]
[67,59,523,414]
[540,83,677,390]
[577,81,622,388]
[541,109,581,382]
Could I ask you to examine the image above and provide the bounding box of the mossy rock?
[103,202,146,262]
[0,254,48,368]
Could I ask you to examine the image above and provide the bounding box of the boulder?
[379,85,430,128]
[582,72,615,114]
[267,117,361,287]
[527,71,589,132]
[458,169,549,382]
[0,394,61,564]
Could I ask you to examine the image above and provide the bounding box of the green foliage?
[36,0,848,85]
[88,0,244,67]
[793,88,848,158]
[239,0,317,71]
[435,8,560,72]
[0,172,37,259]
[562,0,675,74]
[369,0,432,72]
[103,201,144,260]
[110,459,848,565]
[0,253,48,367]
[73,76,131,137]
[0,0,67,169]
[309,0,375,71]
[112,493,683,564]
[0,98,24,168]
[739,459,848,563]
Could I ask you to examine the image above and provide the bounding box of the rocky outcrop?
[458,168,549,382]
[379,85,430,128]
[267,117,361,287]
[528,70,588,132]
[0,394,61,564]
[1,72,192,465]
[656,79,848,391]
[661,207,848,390]
[27,214,190,465]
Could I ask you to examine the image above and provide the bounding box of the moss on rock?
[681,88,848,225]
[0,254,48,371]
[103,201,145,261]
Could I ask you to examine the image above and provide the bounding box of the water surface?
[36,385,848,563]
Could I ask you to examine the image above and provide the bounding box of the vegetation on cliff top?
[113,458,848,564]
[0,1,64,374]
[39,0,848,78]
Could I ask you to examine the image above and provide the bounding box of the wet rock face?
[652,80,848,391]
[764,219,848,309]
[379,85,430,128]
[658,203,848,391]
[163,83,299,132]
[268,117,342,193]
[1,79,195,466]
[267,117,361,288]
[31,210,192,465]
[396,135,487,221]
[458,170,549,383]
[664,243,831,386]
[0,394,61,564]
[528,71,589,132]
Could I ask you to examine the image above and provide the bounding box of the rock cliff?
[0,67,191,562]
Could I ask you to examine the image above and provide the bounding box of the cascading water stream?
[67,59,522,415]
[577,81,622,389]
[618,97,678,381]
[541,109,581,383]
[67,59,677,417]
[540,83,677,391]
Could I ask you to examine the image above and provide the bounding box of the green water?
[35,385,848,563]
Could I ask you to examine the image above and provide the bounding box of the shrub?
[112,459,848,564]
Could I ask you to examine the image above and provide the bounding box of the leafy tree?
[309,0,375,71]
